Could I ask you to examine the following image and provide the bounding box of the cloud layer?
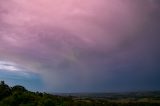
[0,0,160,92]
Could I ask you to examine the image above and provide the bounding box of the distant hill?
[0,81,160,106]
[57,91,160,99]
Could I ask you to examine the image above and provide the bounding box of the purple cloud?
[0,0,160,92]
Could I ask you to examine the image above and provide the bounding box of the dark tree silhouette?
[0,81,11,100]
[12,85,27,92]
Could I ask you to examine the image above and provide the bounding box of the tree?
[0,81,11,100]
[0,81,5,85]
[12,85,27,92]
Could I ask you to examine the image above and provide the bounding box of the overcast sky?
[0,0,160,92]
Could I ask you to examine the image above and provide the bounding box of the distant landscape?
[0,81,160,106]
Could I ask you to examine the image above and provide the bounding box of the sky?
[0,0,160,92]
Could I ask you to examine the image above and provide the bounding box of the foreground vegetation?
[0,81,160,106]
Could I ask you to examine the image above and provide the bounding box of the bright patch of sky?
[0,61,44,91]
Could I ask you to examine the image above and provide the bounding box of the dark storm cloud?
[0,0,159,92]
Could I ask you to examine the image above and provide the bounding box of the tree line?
[0,81,160,106]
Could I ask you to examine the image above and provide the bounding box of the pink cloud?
[0,0,159,92]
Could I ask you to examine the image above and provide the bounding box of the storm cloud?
[0,0,160,92]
